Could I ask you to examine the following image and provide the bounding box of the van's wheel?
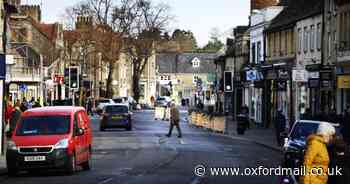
[82,150,91,171]
[66,154,76,175]
[7,166,18,177]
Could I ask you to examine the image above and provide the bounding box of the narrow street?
[0,110,282,184]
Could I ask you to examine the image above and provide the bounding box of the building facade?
[156,52,220,107]
[248,6,283,125]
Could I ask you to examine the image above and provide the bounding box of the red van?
[6,106,93,176]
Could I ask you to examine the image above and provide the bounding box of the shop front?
[336,73,350,113]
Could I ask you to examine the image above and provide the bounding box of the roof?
[23,106,85,116]
[37,23,57,42]
[266,0,323,32]
[156,52,220,74]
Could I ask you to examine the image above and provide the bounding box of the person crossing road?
[166,103,182,138]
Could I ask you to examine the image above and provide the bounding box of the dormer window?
[192,57,201,68]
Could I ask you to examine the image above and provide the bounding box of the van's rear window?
[16,116,70,136]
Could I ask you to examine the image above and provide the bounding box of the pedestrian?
[33,98,42,108]
[5,100,14,131]
[301,108,312,120]
[299,123,336,184]
[20,97,28,112]
[274,110,286,146]
[166,103,182,138]
[8,101,22,137]
[28,97,35,109]
[87,98,93,115]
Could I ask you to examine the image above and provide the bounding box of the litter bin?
[236,114,249,135]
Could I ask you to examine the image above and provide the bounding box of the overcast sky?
[25,0,250,46]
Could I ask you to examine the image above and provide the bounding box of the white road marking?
[98,178,113,184]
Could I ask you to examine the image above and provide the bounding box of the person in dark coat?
[301,108,312,120]
[342,110,350,144]
[274,110,286,146]
[87,99,93,115]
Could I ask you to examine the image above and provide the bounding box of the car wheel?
[81,150,91,171]
[66,154,76,175]
[100,126,106,131]
[7,166,18,177]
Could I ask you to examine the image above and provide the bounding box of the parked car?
[100,104,132,131]
[6,106,93,176]
[96,99,114,112]
[155,96,172,107]
[281,120,341,183]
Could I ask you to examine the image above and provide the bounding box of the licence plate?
[24,156,46,162]
[112,116,122,120]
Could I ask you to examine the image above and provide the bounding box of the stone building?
[6,4,60,103]
[156,52,220,106]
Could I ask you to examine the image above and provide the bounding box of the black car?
[100,104,132,131]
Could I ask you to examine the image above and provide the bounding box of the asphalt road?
[0,109,283,184]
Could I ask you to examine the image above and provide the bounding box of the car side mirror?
[76,128,85,136]
[97,109,103,115]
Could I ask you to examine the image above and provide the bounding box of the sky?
[24,0,250,47]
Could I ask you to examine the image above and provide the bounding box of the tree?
[171,29,198,52]
[198,27,224,52]
[64,0,123,100]
[113,0,172,103]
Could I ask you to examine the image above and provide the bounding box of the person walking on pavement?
[274,110,286,146]
[8,101,22,137]
[166,103,182,138]
[299,123,336,184]
[20,97,28,112]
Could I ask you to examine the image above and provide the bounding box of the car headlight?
[54,139,69,149]
[7,140,18,151]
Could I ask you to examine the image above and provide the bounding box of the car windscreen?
[290,122,319,141]
[105,106,128,114]
[113,98,123,103]
[16,116,70,136]
[99,100,110,104]
[157,97,166,101]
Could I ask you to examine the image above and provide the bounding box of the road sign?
[19,84,28,92]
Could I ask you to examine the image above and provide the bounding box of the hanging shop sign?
[246,70,258,81]
[337,75,350,89]
[320,71,333,90]
[0,54,5,79]
[278,70,290,80]
[292,69,308,82]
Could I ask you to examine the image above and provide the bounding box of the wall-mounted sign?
[338,75,350,89]
[308,79,320,88]
[292,69,308,82]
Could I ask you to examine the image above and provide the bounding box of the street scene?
[0,0,350,184]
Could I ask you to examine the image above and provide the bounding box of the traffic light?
[69,67,79,89]
[64,68,69,86]
[224,71,233,92]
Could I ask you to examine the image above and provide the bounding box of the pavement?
[0,155,5,176]
[224,116,281,152]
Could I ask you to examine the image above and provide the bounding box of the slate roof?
[266,0,323,32]
[156,52,220,74]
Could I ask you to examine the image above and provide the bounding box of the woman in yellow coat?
[300,122,336,184]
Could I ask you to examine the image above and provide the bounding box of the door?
[73,112,84,164]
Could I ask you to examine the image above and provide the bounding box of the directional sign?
[19,84,28,92]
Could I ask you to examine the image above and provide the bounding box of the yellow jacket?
[300,135,329,184]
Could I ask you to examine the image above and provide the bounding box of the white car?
[97,99,115,111]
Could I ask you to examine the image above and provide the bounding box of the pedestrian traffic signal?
[69,67,79,89]
[64,68,69,86]
[224,71,233,92]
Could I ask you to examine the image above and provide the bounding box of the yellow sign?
[338,75,350,89]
